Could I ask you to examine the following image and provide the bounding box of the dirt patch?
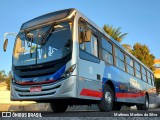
[0,103,52,112]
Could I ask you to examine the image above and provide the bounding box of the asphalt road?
[1,94,160,120]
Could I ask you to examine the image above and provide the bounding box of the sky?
[0,0,160,73]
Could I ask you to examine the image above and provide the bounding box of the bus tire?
[50,103,68,113]
[112,102,122,111]
[136,95,149,110]
[98,84,114,112]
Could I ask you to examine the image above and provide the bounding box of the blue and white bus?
[3,8,156,112]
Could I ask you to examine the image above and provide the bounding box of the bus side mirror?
[3,38,8,52]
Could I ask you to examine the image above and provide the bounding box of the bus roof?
[21,8,75,30]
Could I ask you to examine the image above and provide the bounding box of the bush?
[5,78,10,90]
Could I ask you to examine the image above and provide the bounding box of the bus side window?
[115,47,125,71]
[91,35,98,57]
[126,55,134,75]
[147,71,152,85]
[135,62,141,79]
[142,67,147,82]
[101,38,113,64]
[79,29,98,58]
[150,73,153,85]
[151,73,155,86]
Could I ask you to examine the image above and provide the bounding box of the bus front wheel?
[98,84,114,112]
[50,102,68,113]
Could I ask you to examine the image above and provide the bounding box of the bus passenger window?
[147,71,152,85]
[126,55,134,75]
[92,35,98,57]
[80,33,98,58]
[115,47,125,71]
[135,62,141,79]
[102,38,112,54]
[102,38,113,64]
[102,50,113,64]
[142,67,147,82]
[151,74,155,86]
[150,73,153,85]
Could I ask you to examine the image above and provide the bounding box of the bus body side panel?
[124,74,145,104]
[147,85,157,104]
[125,74,156,104]
[75,12,104,100]
[77,58,104,100]
[75,11,157,105]
[103,66,145,104]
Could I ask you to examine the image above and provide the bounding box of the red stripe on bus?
[80,88,102,98]
[116,92,145,98]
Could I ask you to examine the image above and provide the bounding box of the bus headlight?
[63,64,76,78]
[64,71,71,78]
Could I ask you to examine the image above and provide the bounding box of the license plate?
[30,86,42,92]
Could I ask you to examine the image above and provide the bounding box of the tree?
[0,70,11,90]
[0,70,7,82]
[131,43,155,71]
[103,24,128,42]
[5,71,12,90]
[122,44,132,52]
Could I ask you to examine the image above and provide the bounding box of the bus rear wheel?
[98,84,114,112]
[136,95,149,110]
[50,102,68,113]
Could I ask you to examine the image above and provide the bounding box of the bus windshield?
[13,22,72,66]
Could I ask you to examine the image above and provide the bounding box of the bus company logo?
[33,77,39,82]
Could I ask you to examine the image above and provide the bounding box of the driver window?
[79,25,98,57]
[80,34,98,57]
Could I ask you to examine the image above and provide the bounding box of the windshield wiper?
[41,24,55,45]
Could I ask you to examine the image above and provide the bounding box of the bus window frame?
[134,61,142,79]
[114,46,125,71]
[78,18,100,63]
[101,37,114,65]
[126,54,134,76]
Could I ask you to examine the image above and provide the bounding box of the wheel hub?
[105,92,112,104]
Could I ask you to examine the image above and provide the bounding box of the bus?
[3,8,157,112]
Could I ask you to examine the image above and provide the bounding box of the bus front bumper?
[11,76,77,101]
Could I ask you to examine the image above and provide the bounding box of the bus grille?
[13,82,62,97]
